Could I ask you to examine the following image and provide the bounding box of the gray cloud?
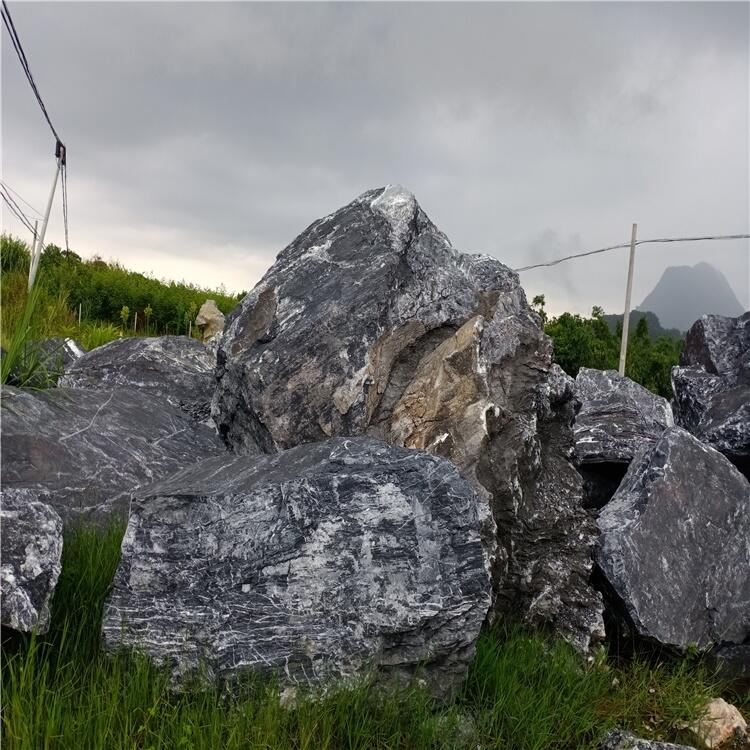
[2,1,748,314]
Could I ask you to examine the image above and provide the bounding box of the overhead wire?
[513,233,750,273]
[1,184,35,226]
[1,187,37,235]
[1,0,63,145]
[1,0,70,254]
[0,180,43,217]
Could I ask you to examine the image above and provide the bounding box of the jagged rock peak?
[215,185,523,454]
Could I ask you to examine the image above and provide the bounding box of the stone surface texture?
[195,299,226,343]
[0,386,225,525]
[600,731,697,750]
[102,437,494,695]
[0,495,63,633]
[573,368,673,507]
[672,313,750,476]
[597,427,750,651]
[574,368,673,465]
[60,335,215,422]
[212,185,603,652]
[690,698,748,749]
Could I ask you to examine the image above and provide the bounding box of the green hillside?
[1,234,241,352]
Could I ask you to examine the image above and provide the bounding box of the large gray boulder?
[213,185,603,652]
[102,437,493,695]
[573,368,673,507]
[0,386,225,525]
[672,312,750,477]
[60,335,215,422]
[1,495,63,633]
[597,427,750,651]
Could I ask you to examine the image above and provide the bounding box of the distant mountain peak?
[637,262,745,332]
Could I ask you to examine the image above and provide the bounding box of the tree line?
[532,295,682,398]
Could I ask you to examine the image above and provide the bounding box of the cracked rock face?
[213,185,603,652]
[597,427,750,651]
[102,437,493,695]
[672,313,750,477]
[1,495,63,633]
[60,335,216,422]
[573,368,673,508]
[0,386,225,525]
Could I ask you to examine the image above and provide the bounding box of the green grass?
[1,234,241,344]
[1,523,741,750]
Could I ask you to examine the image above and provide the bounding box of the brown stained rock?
[195,299,226,343]
[690,699,748,749]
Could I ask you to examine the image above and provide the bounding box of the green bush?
[540,300,682,398]
[1,234,31,274]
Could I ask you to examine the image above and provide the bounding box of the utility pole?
[618,223,638,376]
[28,142,64,290]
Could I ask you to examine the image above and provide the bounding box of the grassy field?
[2,523,743,750]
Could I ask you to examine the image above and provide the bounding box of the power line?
[1,0,63,145]
[1,184,35,228]
[2,0,70,257]
[0,180,42,217]
[514,233,750,273]
[1,188,37,235]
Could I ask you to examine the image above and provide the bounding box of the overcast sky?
[2,1,748,315]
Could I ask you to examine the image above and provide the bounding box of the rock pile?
[3,185,748,699]
[213,185,603,652]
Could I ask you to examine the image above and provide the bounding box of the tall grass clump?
[2,522,738,750]
[0,242,78,386]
